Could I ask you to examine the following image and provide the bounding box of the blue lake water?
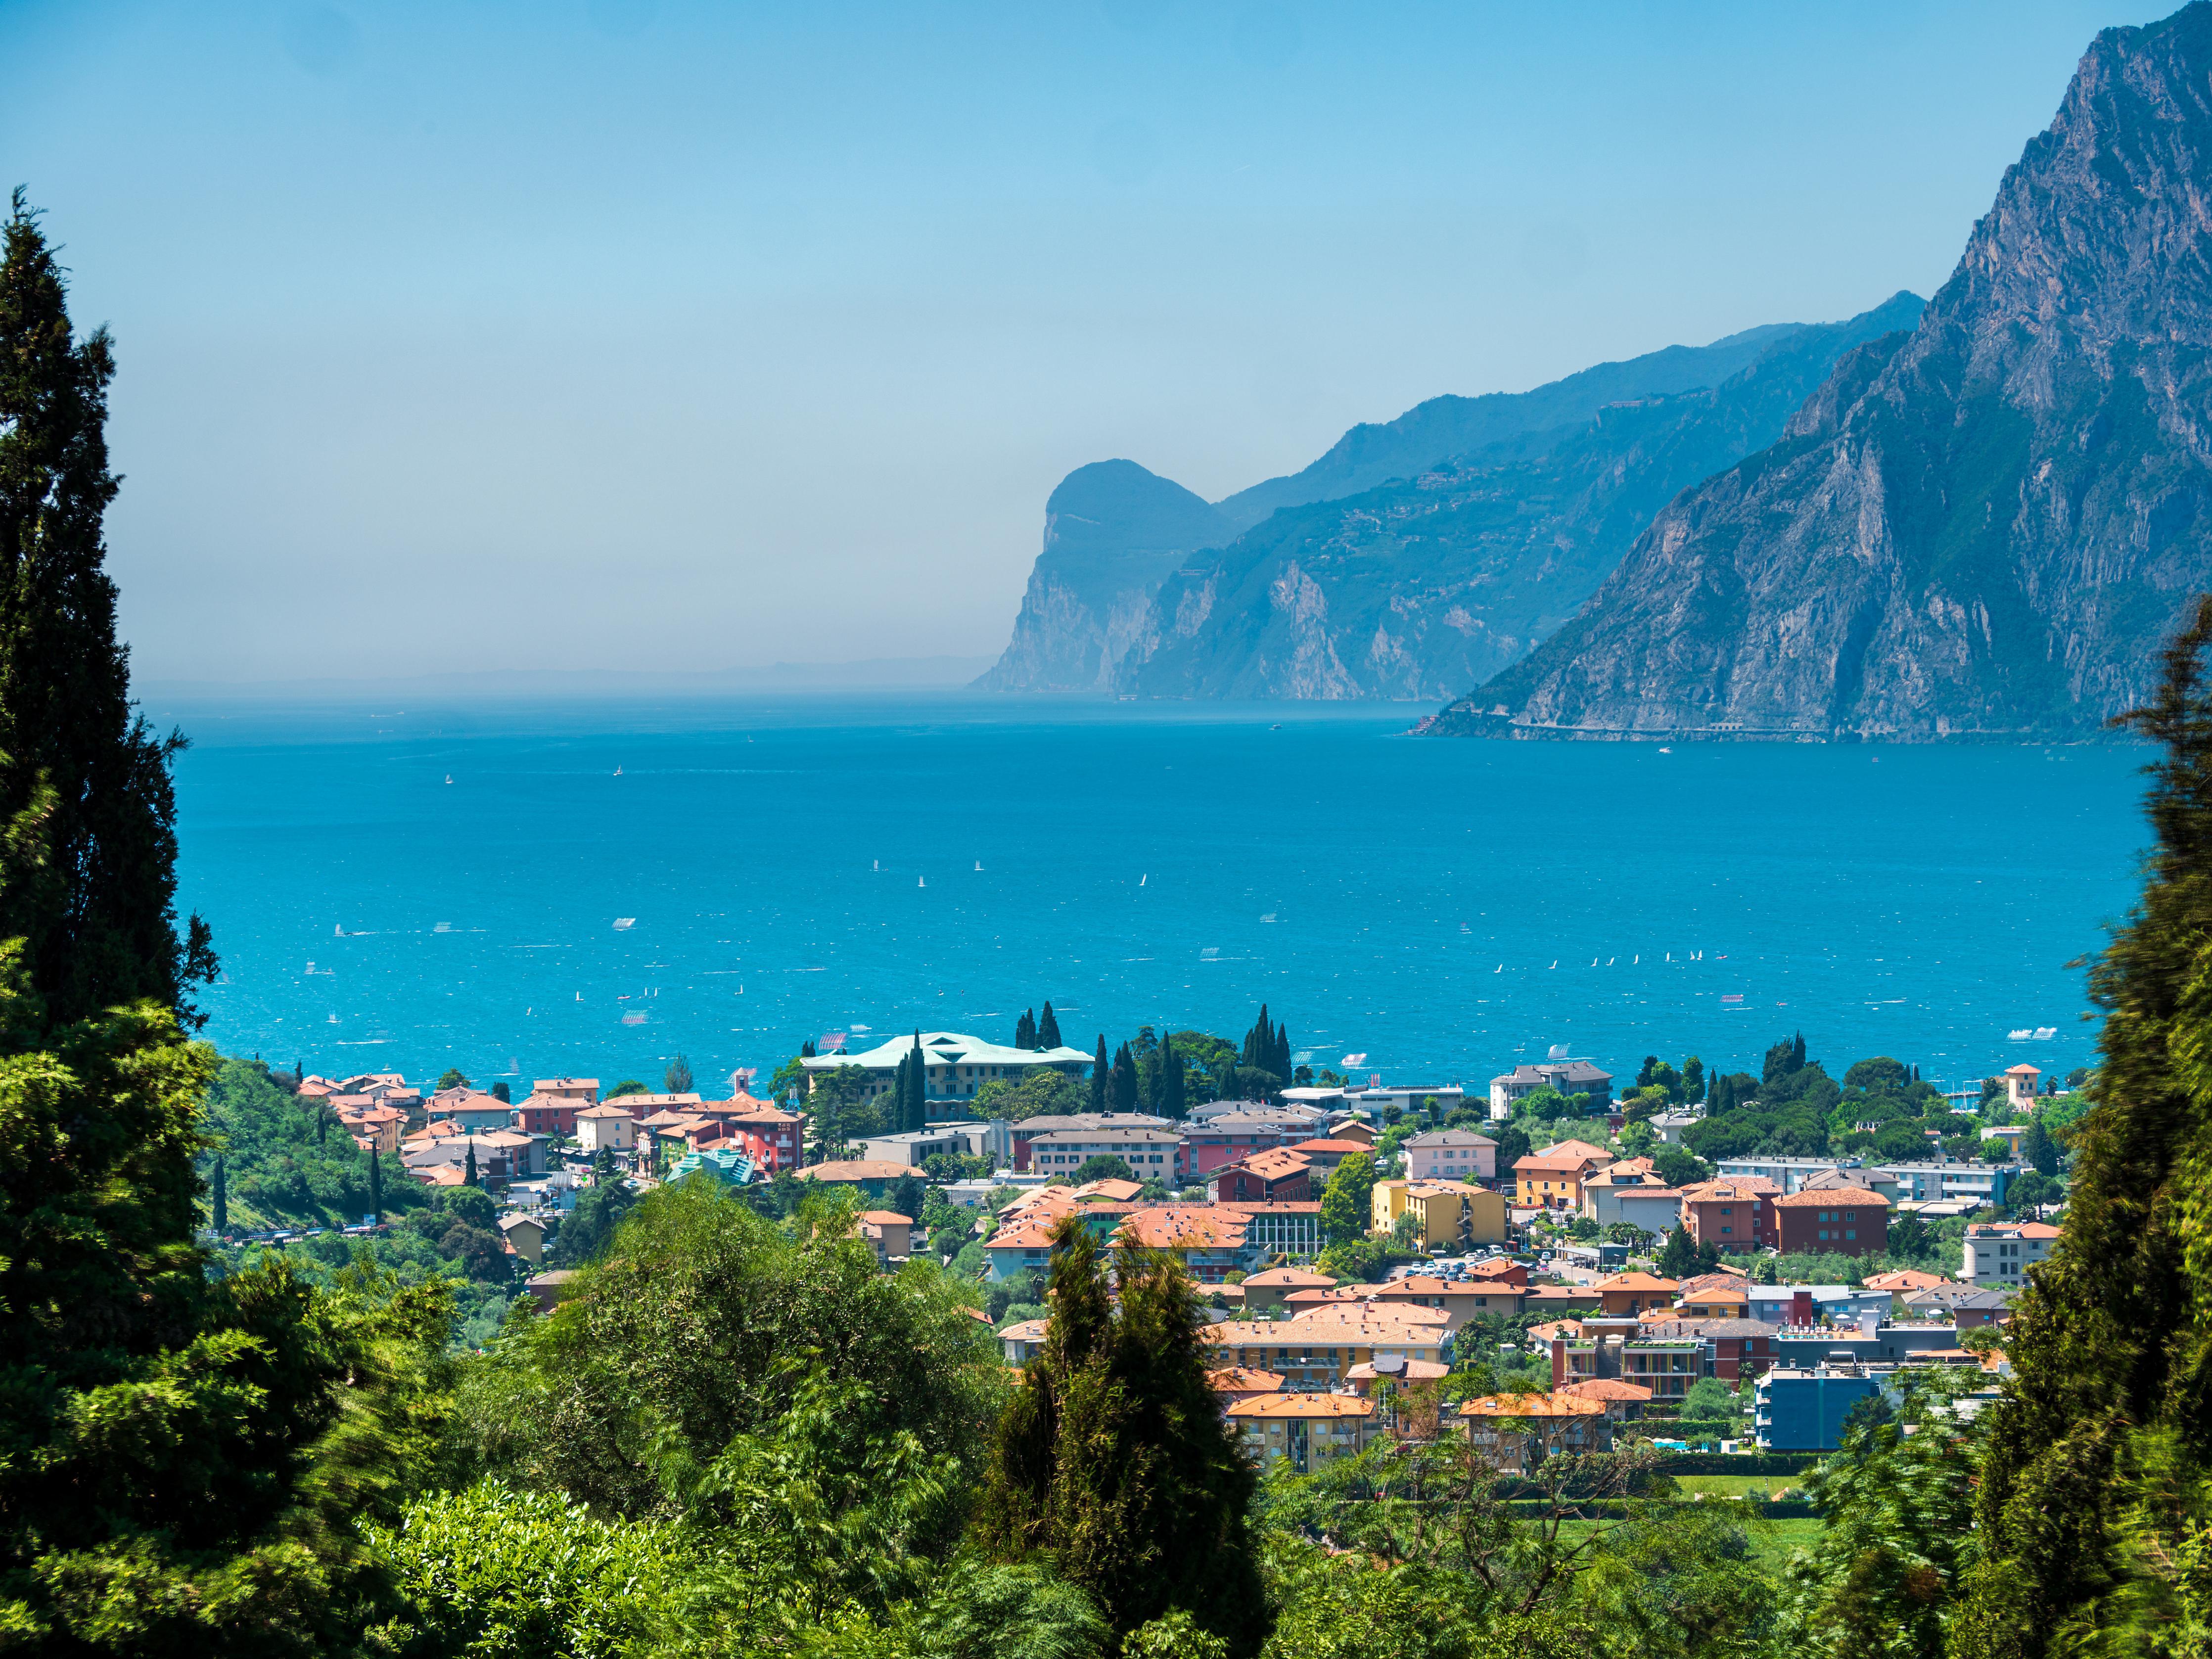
[165,692,2147,1099]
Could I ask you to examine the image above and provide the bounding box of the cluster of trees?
[201,1056,425,1233]
[1012,1002,1064,1049]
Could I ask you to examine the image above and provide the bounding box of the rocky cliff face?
[1118,295,1921,701]
[980,323,1836,693]
[1430,6,2212,741]
[973,461,1230,692]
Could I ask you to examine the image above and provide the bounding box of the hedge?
[1657,1450,1822,1475]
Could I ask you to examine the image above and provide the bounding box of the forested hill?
[1431,8,2212,741]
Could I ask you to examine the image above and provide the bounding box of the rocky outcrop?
[980,322,1841,693]
[973,461,1230,692]
[1118,295,1922,701]
[1429,6,2212,741]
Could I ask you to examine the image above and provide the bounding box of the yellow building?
[1227,1393,1376,1473]
[1371,1178,1508,1248]
[1511,1140,1614,1210]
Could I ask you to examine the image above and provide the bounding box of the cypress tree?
[908,1029,926,1131]
[211,1154,227,1234]
[2020,1111,2059,1177]
[464,1140,479,1187]
[1274,1021,1290,1087]
[1954,597,2212,1658]
[0,195,390,1652]
[1039,1001,1062,1050]
[1791,1030,1807,1071]
[1091,1035,1109,1114]
[1111,1043,1139,1113]
[1016,1008,1037,1050]
[972,1216,1267,1654]
[369,1149,382,1224]
[1161,1033,1185,1120]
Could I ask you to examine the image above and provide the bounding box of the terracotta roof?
[575,1104,638,1120]
[1290,1302,1449,1328]
[1220,1148,1313,1182]
[1206,1367,1286,1393]
[1201,1319,1448,1348]
[795,1159,909,1181]
[1375,1276,1514,1298]
[856,1210,913,1225]
[1595,1272,1680,1293]
[1284,1286,1373,1305]
[497,1214,545,1235]
[986,1220,1064,1251]
[1679,1178,1781,1201]
[1527,1285,1601,1302]
[1556,1377,1654,1402]
[1676,1271,1754,1298]
[535,1077,600,1090]
[1528,1320,1582,1341]
[1864,1268,1953,1291]
[1772,1186,1889,1208]
[1459,1391,1609,1420]
[1118,1208,1251,1250]
[1465,1258,1527,1281]
[998,1319,1051,1341]
[1291,1139,1376,1155]
[1345,1358,1451,1382]
[1242,1267,1337,1289]
[1513,1141,1614,1173]
[1228,1394,1376,1420]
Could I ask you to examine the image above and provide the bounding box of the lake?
[166,691,2146,1100]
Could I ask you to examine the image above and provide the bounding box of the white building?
[1488,1060,1613,1119]
[575,1104,639,1153]
[2003,1064,2041,1111]
[1403,1128,1496,1183]
[801,1031,1089,1105]
[1962,1220,2060,1285]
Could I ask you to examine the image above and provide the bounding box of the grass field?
[1745,1518,1824,1570]
[1670,1475,1810,1498]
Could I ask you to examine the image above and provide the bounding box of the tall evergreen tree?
[0,194,419,1654]
[1111,1043,1139,1113]
[1091,1035,1109,1113]
[972,1216,1267,1654]
[1682,1055,1705,1104]
[1015,1008,1037,1050]
[906,1029,927,1132]
[1241,1005,1270,1070]
[2020,1111,2059,1178]
[1161,1033,1186,1120]
[211,1153,227,1233]
[1038,1001,1062,1050]
[1954,597,2212,1658]
[664,1052,693,1095]
[369,1148,382,1224]
[464,1140,479,1187]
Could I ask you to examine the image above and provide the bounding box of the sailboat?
[974,861,983,872]
[334,924,344,937]
[873,859,880,871]
[1549,961,1558,970]
[1140,874,1148,886]
[1607,957,1615,966]
[918,876,926,888]
[1493,964,1502,973]
[444,774,452,784]
[613,764,623,777]
[1590,958,1598,967]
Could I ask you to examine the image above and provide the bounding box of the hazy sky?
[7,0,2166,683]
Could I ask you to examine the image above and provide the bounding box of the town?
[217,1014,2071,1462]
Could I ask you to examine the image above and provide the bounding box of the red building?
[512,1093,581,1136]
[1638,1316,1780,1380]
[1183,1112,1321,1175]
[1211,1148,1313,1203]
[1771,1186,1889,1256]
[721,1106,804,1172]
[1677,1177,1780,1252]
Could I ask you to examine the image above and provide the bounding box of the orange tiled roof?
[1596,1272,1680,1293]
[1242,1266,1337,1289]
[1459,1390,1609,1420]
[1557,1378,1654,1403]
[1117,1207,1250,1250]
[1228,1394,1375,1420]
[1206,1366,1286,1393]
[1773,1186,1889,1208]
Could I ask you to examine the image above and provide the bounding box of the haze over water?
[168,694,2141,1097]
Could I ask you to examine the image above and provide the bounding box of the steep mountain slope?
[973,461,1230,693]
[1210,322,1806,536]
[1431,7,2212,741]
[1119,295,1921,701]
[979,322,1826,692]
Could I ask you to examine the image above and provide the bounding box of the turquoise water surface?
[165,693,2146,1099]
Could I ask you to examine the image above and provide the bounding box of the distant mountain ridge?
[1120,294,1922,701]
[1429,5,2212,741]
[975,320,1843,693]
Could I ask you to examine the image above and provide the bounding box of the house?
[1239,1266,1337,1312]
[2003,1064,2041,1111]
[1369,1178,1509,1248]
[667,1146,758,1188]
[1637,1316,1781,1380]
[1512,1141,1615,1210]
[1367,1274,1524,1328]
[1524,1284,1603,1317]
[1344,1354,1451,1396]
[1755,1364,1890,1451]
[1455,1392,1611,1471]
[478,1129,549,1177]
[855,1210,913,1267]
[1403,1129,1498,1184]
[1649,1109,1704,1145]
[575,1105,639,1154]
[1289,1138,1373,1180]
[720,1104,805,1172]
[1211,1148,1313,1203]
[1201,1315,1450,1385]
[1115,1207,1253,1282]
[498,1213,547,1265]
[1677,1178,1780,1252]
[1183,1112,1328,1174]
[859,1127,973,1168]
[984,1218,1062,1284]
[340,1106,408,1154]
[1594,1272,1680,1318]
[1674,1271,1755,1319]
[1000,1318,1050,1365]
[802,1030,1090,1107]
[1026,1126,1186,1182]
[1864,1267,1956,1311]
[793,1158,907,1197]
[1555,1377,1653,1420]
[1962,1221,2060,1286]
[1579,1170,1685,1236]
[1206,1367,1287,1409]
[1771,1187,1889,1256]
[1227,1394,1376,1473]
[1902,1284,2015,1328]
[1343,1084,1469,1118]
[1326,1118,1378,1147]
[1009,1112,1174,1172]
[429,1087,518,1135]
[1487,1060,1614,1117]
[513,1092,584,1137]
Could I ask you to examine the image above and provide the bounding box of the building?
[1240,1266,1337,1311]
[1009,1113,1174,1172]
[1403,1129,1498,1184]
[1202,1316,1449,1386]
[1184,1112,1327,1175]
[793,1158,907,1197]
[1555,1377,1653,1421]
[1677,1178,1779,1252]
[1593,1273,1680,1318]
[1512,1140,1615,1210]
[1206,1367,1287,1409]
[1217,1200,1324,1260]
[2003,1064,2041,1110]
[1755,1365,1890,1451]
[1366,1274,1524,1329]
[1581,1174,1684,1236]
[1116,1207,1253,1283]
[1346,1355,1452,1396]
[1773,1321,1981,1369]
[802,1030,1090,1106]
[512,1091,583,1137]
[1747,1284,1894,1328]
[854,1210,913,1267]
[1637,1317,1781,1380]
[1289,1138,1372,1180]
[984,1217,1062,1284]
[1962,1221,2060,1285]
[1000,1318,1049,1365]
[1371,1179,1509,1248]
[1649,1109,1704,1145]
[1026,1126,1186,1182]
[1673,1271,1754,1319]
[1771,1187,1890,1256]
[1487,1060,1613,1118]
[1875,1159,2021,1211]
[1456,1392,1611,1471]
[858,1127,973,1168]
[1343,1084,1468,1118]
[574,1104,639,1153]
[1864,1268,1956,1311]
[1227,1394,1376,1473]
[429,1087,518,1134]
[1711,1155,1896,1197]
[498,1213,547,1264]
[1901,1284,2015,1328]
[1211,1148,1313,1203]
[720,1105,805,1173]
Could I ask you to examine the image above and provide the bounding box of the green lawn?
[1670,1474,1809,1498]
[1745,1517,1825,1570]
